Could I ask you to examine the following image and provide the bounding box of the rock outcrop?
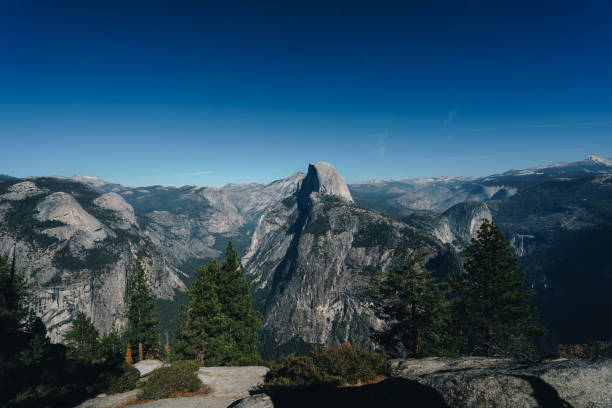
[93,192,137,229]
[134,359,165,377]
[404,201,492,249]
[244,164,445,356]
[391,357,612,408]
[0,178,185,341]
[298,162,354,204]
[35,192,108,249]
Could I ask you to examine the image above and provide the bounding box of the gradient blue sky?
[1,0,611,186]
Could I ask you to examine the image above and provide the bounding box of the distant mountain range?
[1,155,611,354]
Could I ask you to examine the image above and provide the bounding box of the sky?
[1,0,611,187]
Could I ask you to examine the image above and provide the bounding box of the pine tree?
[450,219,545,356]
[63,311,101,361]
[18,311,50,366]
[217,242,261,361]
[125,258,161,362]
[174,242,261,365]
[0,253,34,367]
[174,260,233,365]
[101,323,124,363]
[368,249,455,358]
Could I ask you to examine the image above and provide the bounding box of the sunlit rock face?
[244,163,452,357]
[298,162,354,204]
[93,192,137,229]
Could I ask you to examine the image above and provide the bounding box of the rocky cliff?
[244,162,444,357]
[0,178,185,341]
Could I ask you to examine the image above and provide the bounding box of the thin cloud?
[375,129,388,156]
[444,109,458,126]
[462,120,612,134]
[427,147,591,161]
[172,170,214,177]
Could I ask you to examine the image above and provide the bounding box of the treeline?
[0,220,557,405]
[0,241,261,406]
[368,219,546,359]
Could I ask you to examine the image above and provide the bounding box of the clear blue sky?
[1,0,611,186]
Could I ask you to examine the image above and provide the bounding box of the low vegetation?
[559,340,612,358]
[140,360,205,400]
[266,343,389,388]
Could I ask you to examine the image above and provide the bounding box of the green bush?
[227,355,267,366]
[106,364,140,393]
[140,360,203,400]
[266,355,341,387]
[312,344,389,384]
[265,344,389,388]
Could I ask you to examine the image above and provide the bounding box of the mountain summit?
[298,162,354,203]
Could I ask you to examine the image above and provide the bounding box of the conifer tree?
[100,324,124,363]
[175,242,261,365]
[217,242,261,360]
[18,311,50,366]
[0,253,33,368]
[176,260,227,364]
[63,311,101,361]
[368,250,455,358]
[125,258,160,362]
[450,219,545,356]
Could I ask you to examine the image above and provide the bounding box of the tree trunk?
[411,298,420,358]
[139,341,143,362]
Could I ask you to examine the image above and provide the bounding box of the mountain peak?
[298,162,354,203]
[584,154,612,166]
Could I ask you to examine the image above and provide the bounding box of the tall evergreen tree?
[368,250,455,358]
[174,260,232,365]
[125,258,160,362]
[175,242,261,365]
[217,242,261,360]
[63,311,101,361]
[0,253,32,369]
[450,219,545,356]
[100,324,124,363]
[19,311,51,367]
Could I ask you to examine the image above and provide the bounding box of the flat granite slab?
[134,396,237,408]
[75,389,142,408]
[198,366,269,399]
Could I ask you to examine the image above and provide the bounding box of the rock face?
[0,172,310,343]
[93,192,137,229]
[404,201,492,249]
[35,192,108,249]
[0,178,185,341]
[244,164,446,356]
[298,162,354,203]
[391,357,612,408]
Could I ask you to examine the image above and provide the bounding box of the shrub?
[559,340,612,358]
[140,360,204,400]
[106,364,139,393]
[265,344,389,388]
[312,343,389,384]
[266,355,341,387]
[227,355,267,366]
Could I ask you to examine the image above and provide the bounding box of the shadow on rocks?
[512,375,574,408]
[265,377,450,408]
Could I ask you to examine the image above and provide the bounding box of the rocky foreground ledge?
[390,356,611,408]
[77,357,611,408]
